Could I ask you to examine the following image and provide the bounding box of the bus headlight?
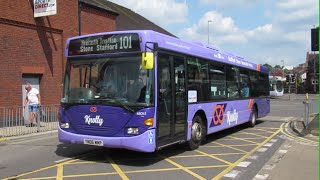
[127,127,139,134]
[60,123,69,129]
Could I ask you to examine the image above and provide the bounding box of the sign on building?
[34,0,57,18]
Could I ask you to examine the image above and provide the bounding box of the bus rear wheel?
[187,116,204,150]
[248,106,257,127]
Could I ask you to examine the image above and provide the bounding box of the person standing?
[24,83,41,126]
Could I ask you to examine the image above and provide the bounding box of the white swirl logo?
[84,115,104,126]
[226,109,238,125]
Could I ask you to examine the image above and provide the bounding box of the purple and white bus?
[58,30,270,152]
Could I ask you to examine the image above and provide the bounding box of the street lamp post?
[314,54,316,93]
[312,25,317,93]
[281,60,284,78]
[208,20,212,44]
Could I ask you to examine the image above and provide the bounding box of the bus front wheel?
[187,116,204,150]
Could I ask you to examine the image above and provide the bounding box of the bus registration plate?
[84,139,103,146]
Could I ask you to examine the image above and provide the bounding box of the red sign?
[90,107,97,113]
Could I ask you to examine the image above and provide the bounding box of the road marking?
[211,141,249,153]
[187,165,229,169]
[228,135,259,144]
[247,155,259,160]
[55,158,72,164]
[280,122,318,145]
[278,150,288,154]
[228,144,257,147]
[63,172,117,178]
[254,174,269,179]
[195,150,232,165]
[269,139,278,143]
[125,167,181,173]
[212,128,281,180]
[67,161,105,165]
[56,164,63,180]
[158,154,207,180]
[262,164,275,170]
[246,128,277,133]
[239,131,269,138]
[260,116,296,121]
[105,154,129,180]
[172,152,245,159]
[263,143,274,147]
[257,148,268,152]
[203,143,256,148]
[223,170,241,178]
[254,127,280,130]
[237,161,251,167]
[3,150,98,180]
[3,158,81,180]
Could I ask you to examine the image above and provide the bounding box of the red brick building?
[0,0,174,107]
[305,52,319,93]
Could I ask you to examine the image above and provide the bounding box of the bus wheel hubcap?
[252,111,256,124]
[192,122,202,141]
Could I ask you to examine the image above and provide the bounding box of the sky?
[108,0,319,67]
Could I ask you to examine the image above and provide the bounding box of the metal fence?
[0,105,59,137]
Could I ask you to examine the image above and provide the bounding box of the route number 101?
[120,36,132,49]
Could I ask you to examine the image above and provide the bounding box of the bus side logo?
[210,103,227,127]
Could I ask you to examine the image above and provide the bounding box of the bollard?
[302,100,310,129]
[37,107,40,132]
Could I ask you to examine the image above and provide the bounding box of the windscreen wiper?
[94,96,134,113]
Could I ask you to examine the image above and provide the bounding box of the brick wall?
[0,0,117,107]
[81,5,117,35]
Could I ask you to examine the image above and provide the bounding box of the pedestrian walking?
[24,83,41,127]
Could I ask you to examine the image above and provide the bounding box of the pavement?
[271,93,318,101]
[260,113,319,180]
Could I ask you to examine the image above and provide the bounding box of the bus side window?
[209,62,226,100]
[239,68,251,98]
[226,66,240,98]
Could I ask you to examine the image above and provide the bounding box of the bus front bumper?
[58,126,156,152]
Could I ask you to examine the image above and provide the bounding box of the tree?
[263,63,273,72]
[274,65,282,69]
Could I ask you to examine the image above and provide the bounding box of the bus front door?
[157,53,187,148]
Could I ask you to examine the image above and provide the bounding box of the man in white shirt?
[24,83,41,126]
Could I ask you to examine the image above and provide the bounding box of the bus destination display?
[68,33,140,56]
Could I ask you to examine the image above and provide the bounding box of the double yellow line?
[280,122,318,145]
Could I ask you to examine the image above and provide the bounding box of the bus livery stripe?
[256,64,261,71]
[248,99,254,110]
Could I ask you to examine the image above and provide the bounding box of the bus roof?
[66,30,268,73]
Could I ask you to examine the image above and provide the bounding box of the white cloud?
[275,0,318,24]
[276,0,316,10]
[246,24,273,37]
[177,11,246,45]
[199,0,260,8]
[108,0,318,66]
[108,0,188,27]
[245,24,274,43]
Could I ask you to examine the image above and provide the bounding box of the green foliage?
[263,63,273,72]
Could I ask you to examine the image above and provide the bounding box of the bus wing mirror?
[142,52,154,69]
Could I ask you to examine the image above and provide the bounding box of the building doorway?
[22,74,40,124]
